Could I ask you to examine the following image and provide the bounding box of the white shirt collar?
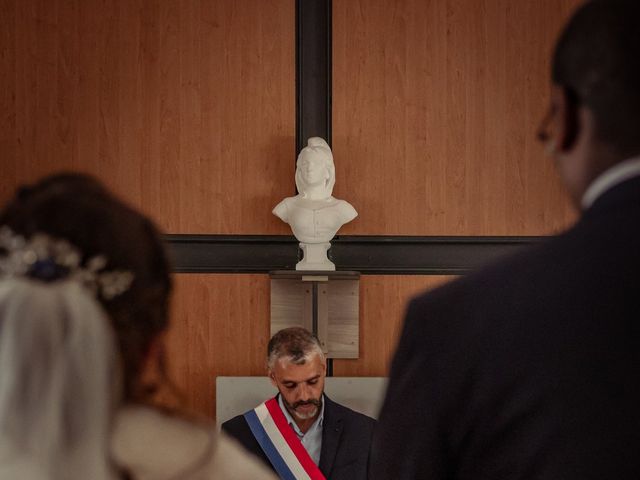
[581,156,640,210]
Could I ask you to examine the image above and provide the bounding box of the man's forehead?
[271,353,326,378]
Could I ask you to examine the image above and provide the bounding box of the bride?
[0,174,275,480]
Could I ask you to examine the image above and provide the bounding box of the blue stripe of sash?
[244,409,298,480]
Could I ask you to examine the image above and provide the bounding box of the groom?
[221,327,375,480]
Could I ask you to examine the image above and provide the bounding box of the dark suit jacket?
[222,394,375,480]
[371,176,640,479]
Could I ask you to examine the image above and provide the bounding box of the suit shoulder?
[220,414,250,435]
[328,399,376,428]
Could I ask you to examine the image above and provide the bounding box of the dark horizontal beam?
[164,234,546,275]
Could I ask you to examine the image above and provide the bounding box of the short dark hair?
[552,0,640,156]
[267,327,324,369]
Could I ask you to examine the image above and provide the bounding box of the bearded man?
[222,327,375,480]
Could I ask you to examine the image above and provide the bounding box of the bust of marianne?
[273,137,357,270]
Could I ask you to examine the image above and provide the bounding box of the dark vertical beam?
[296,0,333,373]
[312,281,319,334]
[296,0,332,154]
[310,280,333,376]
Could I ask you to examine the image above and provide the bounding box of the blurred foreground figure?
[371,1,640,478]
[0,173,275,480]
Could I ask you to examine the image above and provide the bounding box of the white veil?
[0,278,119,480]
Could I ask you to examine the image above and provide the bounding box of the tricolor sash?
[243,397,326,480]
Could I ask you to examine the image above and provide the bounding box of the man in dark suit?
[222,327,375,480]
[371,1,640,478]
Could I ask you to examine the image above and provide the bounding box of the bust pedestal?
[297,243,334,271]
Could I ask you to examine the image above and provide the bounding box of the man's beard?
[284,397,322,420]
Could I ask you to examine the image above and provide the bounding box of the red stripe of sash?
[264,397,326,480]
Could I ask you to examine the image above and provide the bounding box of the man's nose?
[297,384,311,401]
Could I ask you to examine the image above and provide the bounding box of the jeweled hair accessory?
[0,226,134,300]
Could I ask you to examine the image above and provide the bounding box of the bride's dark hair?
[0,172,173,402]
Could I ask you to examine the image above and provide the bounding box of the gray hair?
[267,327,325,370]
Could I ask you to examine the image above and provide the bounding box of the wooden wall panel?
[166,273,454,420]
[0,0,295,235]
[333,275,454,377]
[0,0,16,205]
[333,0,582,236]
[166,274,272,419]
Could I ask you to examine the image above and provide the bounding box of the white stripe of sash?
[254,403,312,480]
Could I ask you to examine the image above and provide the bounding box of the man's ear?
[268,370,278,388]
[318,358,327,378]
[554,85,580,152]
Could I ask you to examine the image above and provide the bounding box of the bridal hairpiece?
[0,226,134,300]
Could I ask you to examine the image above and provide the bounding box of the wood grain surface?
[333,0,582,236]
[165,273,272,418]
[332,275,454,377]
[0,0,295,234]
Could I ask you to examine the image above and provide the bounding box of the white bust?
[273,137,357,270]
